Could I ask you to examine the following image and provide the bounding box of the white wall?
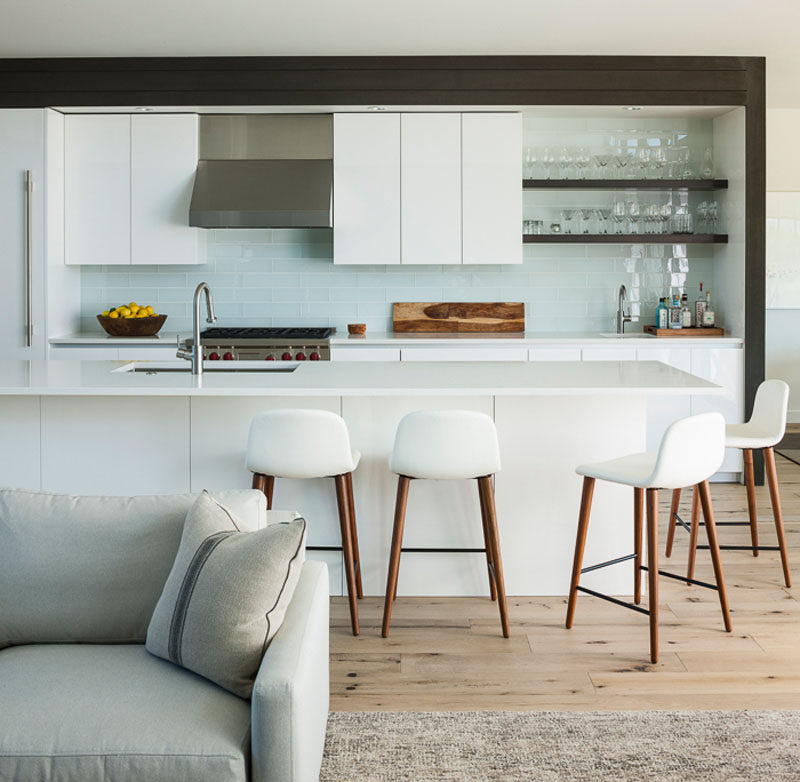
[766,109,800,420]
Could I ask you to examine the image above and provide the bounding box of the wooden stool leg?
[665,488,681,558]
[334,474,359,636]
[345,472,363,599]
[566,477,595,630]
[742,449,759,557]
[382,476,410,637]
[764,447,792,588]
[698,479,732,631]
[478,478,497,601]
[686,485,701,581]
[633,487,643,604]
[251,473,275,510]
[646,488,659,664]
[479,476,510,638]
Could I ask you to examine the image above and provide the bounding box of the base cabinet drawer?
[49,346,120,360]
[330,347,401,362]
[401,347,528,362]
[528,348,582,362]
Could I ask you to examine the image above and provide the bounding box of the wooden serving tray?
[643,325,724,337]
[393,302,525,333]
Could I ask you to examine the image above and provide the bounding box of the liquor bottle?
[668,294,683,329]
[681,293,692,328]
[655,297,668,329]
[695,282,707,326]
[702,290,716,327]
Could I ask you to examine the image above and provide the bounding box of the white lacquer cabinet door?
[333,113,400,265]
[400,113,461,265]
[131,114,202,265]
[462,113,522,265]
[690,347,744,473]
[65,115,131,265]
[0,109,45,359]
[636,348,692,454]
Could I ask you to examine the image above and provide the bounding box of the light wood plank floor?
[330,452,800,711]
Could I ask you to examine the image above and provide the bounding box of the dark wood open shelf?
[523,178,728,190]
[523,233,728,244]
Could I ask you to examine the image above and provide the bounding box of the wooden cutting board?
[393,302,525,333]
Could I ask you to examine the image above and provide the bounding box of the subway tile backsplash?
[80,229,714,334]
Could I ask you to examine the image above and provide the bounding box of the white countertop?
[0,360,722,397]
[50,330,744,348]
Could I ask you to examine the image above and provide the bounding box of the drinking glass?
[701,147,714,179]
[650,148,668,179]
[635,148,651,179]
[541,146,556,179]
[627,200,641,234]
[709,201,719,233]
[660,202,673,233]
[523,147,536,178]
[592,149,611,179]
[574,147,591,180]
[557,146,573,179]
[560,209,574,234]
[612,197,627,233]
[613,148,633,179]
[595,208,610,234]
[576,208,591,234]
[646,203,661,234]
[696,201,709,233]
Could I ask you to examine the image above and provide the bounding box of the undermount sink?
[599,332,653,339]
[113,361,298,374]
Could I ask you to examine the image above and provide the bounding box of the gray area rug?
[322,710,800,781]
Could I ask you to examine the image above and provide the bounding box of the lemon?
[101,310,110,317]
[108,311,119,319]
[128,302,138,310]
[146,305,154,315]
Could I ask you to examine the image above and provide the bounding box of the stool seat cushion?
[725,423,780,450]
[577,452,658,488]
[389,410,501,480]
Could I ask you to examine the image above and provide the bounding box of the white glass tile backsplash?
[79,228,714,334]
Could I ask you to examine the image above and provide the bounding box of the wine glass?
[660,202,673,233]
[613,148,633,179]
[557,146,573,179]
[709,200,719,233]
[592,149,611,179]
[627,200,641,234]
[635,148,651,179]
[595,208,610,234]
[523,147,536,179]
[560,209,574,234]
[651,148,668,179]
[574,147,591,180]
[541,147,556,179]
[612,197,627,233]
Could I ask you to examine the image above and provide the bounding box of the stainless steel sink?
[113,361,298,374]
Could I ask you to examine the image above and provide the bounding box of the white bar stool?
[381,410,509,638]
[665,379,791,587]
[566,412,731,664]
[246,409,363,635]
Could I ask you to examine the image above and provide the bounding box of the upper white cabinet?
[65,115,130,266]
[333,113,401,265]
[333,112,521,265]
[0,109,46,359]
[65,114,203,265]
[462,113,521,265]
[400,113,462,265]
[131,114,202,264]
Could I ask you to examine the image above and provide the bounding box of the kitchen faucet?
[616,284,632,335]
[177,282,217,377]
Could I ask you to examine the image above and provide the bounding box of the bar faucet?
[177,282,217,377]
[616,284,632,335]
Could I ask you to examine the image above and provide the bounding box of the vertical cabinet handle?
[24,170,33,348]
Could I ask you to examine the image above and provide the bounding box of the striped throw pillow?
[146,490,306,698]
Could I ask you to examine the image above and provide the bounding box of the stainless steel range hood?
[189,114,333,229]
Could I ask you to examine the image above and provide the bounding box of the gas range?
[190,327,335,362]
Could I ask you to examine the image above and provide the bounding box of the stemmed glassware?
[613,148,633,179]
[574,147,591,180]
[627,200,641,234]
[592,149,611,178]
[541,147,556,179]
[557,147,573,179]
[560,209,574,234]
[612,197,627,233]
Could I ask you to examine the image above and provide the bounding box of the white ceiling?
[4,0,800,107]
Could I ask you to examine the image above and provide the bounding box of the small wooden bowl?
[96,314,168,337]
[347,323,367,336]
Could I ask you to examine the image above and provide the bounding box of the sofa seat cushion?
[0,644,251,782]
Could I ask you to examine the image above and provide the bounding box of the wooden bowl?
[96,314,168,337]
[347,323,367,335]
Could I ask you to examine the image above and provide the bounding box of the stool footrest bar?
[641,565,718,590]
[580,553,637,575]
[696,544,780,551]
[575,586,650,615]
[307,545,343,552]
[400,547,486,554]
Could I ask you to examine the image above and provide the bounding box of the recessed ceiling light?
[134,107,152,112]
[623,106,643,111]
[367,106,386,111]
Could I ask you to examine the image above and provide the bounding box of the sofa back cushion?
[0,488,267,648]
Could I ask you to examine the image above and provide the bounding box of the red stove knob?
[309,352,320,361]
[208,352,220,361]
[222,352,234,361]
[281,352,293,361]
[265,354,275,361]
[295,352,306,361]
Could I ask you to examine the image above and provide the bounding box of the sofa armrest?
[251,560,329,782]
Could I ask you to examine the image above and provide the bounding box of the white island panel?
[0,396,40,489]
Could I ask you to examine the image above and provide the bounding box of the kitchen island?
[0,359,721,597]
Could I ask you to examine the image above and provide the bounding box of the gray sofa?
[0,488,329,782]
